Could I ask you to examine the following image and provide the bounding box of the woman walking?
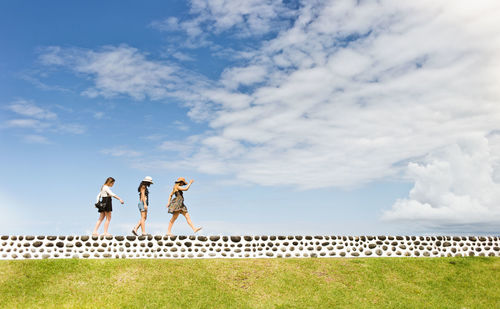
[92,177,124,236]
[166,177,202,236]
[132,176,154,236]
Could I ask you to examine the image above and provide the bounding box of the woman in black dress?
[166,177,201,236]
[92,177,124,236]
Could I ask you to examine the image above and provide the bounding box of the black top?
[139,186,149,205]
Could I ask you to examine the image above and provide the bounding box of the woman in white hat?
[132,176,153,236]
[166,177,202,236]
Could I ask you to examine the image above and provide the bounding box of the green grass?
[0,257,498,308]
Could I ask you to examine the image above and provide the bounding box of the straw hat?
[175,177,187,185]
[142,176,154,184]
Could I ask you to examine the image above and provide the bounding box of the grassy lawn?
[0,257,498,308]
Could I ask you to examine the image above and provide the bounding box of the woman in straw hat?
[132,176,154,236]
[166,177,202,236]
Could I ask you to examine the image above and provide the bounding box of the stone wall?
[0,235,499,260]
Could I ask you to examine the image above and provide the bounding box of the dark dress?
[98,196,112,213]
[168,190,188,214]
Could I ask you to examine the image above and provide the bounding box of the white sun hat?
[143,176,154,184]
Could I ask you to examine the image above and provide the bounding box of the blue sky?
[1,0,500,236]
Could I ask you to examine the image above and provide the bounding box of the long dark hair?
[138,181,150,192]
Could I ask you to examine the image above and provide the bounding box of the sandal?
[131,229,138,236]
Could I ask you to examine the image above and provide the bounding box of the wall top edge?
[1,235,499,240]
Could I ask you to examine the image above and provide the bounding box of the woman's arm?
[177,179,194,191]
[113,195,124,204]
[105,185,124,204]
[140,186,147,209]
[166,187,175,207]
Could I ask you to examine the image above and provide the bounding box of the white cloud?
[4,118,47,130]
[171,52,195,62]
[40,45,176,100]
[3,98,86,136]
[202,89,252,110]
[189,0,295,36]
[158,135,202,155]
[101,146,142,158]
[93,112,104,119]
[19,72,72,93]
[150,16,181,32]
[220,65,268,90]
[6,99,57,120]
[38,1,500,229]
[150,0,297,49]
[166,0,500,191]
[382,135,500,230]
[39,45,211,103]
[172,120,190,131]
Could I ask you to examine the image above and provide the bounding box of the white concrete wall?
[0,235,499,260]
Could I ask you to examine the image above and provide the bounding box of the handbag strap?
[96,186,104,203]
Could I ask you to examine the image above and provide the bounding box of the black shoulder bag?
[95,190,106,211]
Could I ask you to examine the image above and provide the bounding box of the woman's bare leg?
[140,211,147,234]
[167,212,180,235]
[133,211,147,234]
[182,212,201,233]
[103,212,112,235]
[92,212,105,235]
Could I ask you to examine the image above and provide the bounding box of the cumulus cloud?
[6,99,57,120]
[19,72,72,93]
[39,45,177,100]
[158,135,203,156]
[171,52,195,62]
[3,98,86,138]
[382,135,500,230]
[4,119,48,130]
[38,1,500,229]
[220,65,268,90]
[151,17,209,48]
[190,0,296,36]
[173,0,500,190]
[151,0,296,41]
[39,45,212,106]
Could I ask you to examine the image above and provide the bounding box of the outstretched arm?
[105,185,124,204]
[113,195,124,204]
[177,179,194,191]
